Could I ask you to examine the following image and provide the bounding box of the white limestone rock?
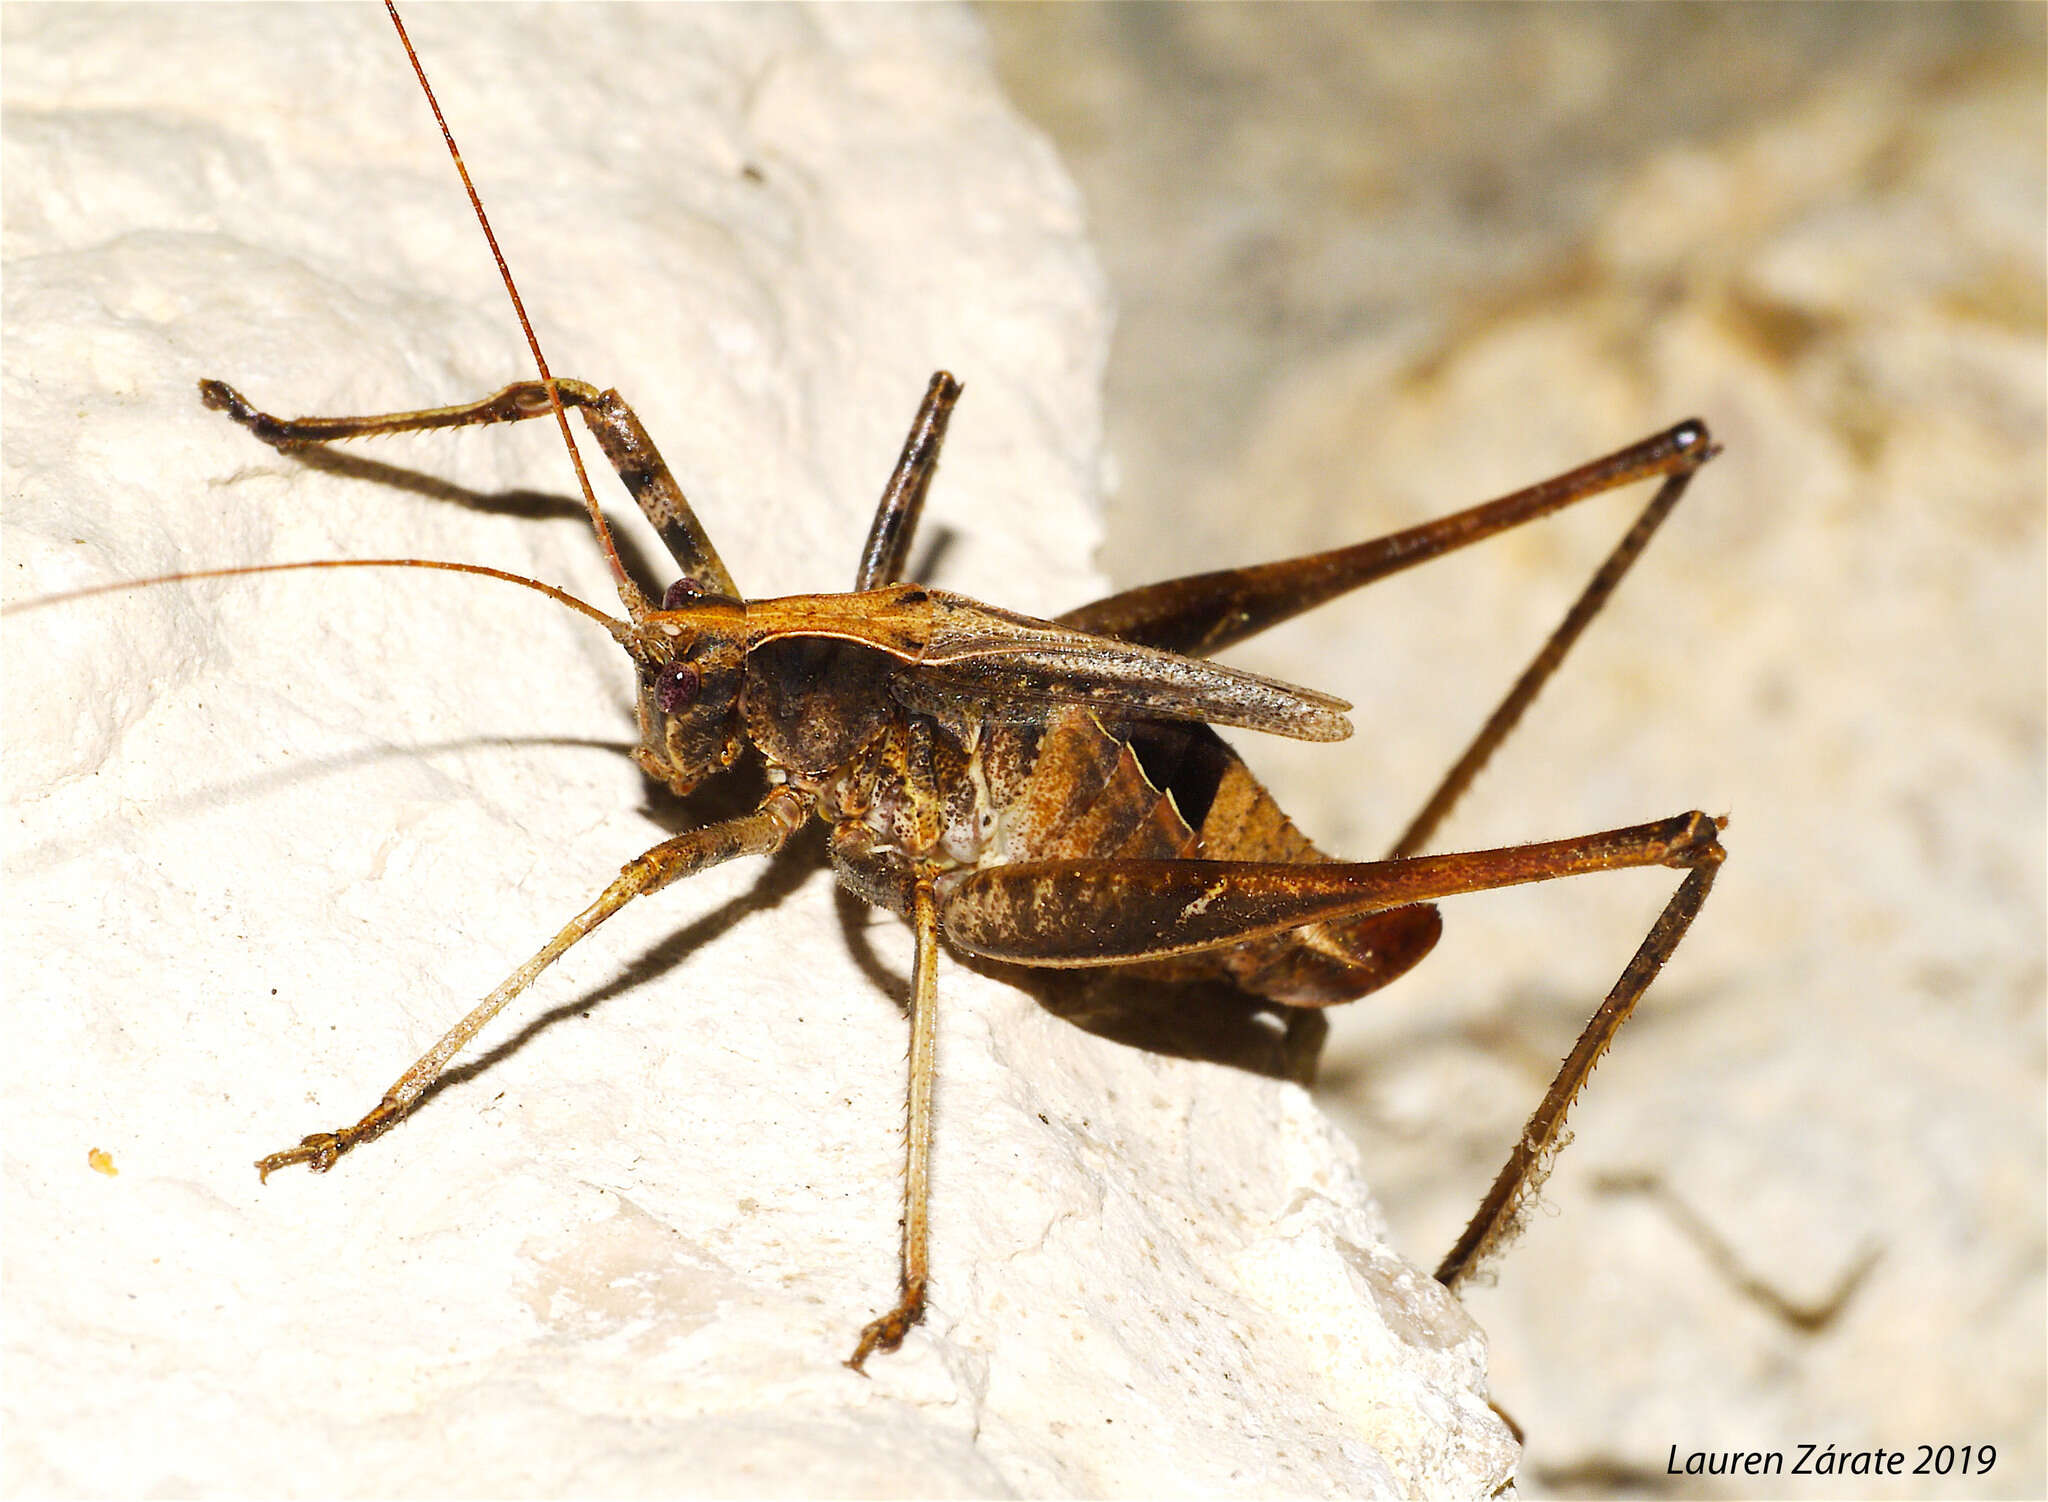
[2,8,1517,1496]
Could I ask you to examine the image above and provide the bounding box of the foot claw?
[196,378,292,447]
[845,1290,924,1372]
[254,1130,346,1182]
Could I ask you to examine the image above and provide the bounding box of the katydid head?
[619,579,751,795]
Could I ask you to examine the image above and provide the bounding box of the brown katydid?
[13,5,1724,1376]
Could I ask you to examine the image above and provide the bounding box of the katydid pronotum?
[11,6,1724,1377]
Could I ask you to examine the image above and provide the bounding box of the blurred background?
[980,5,2043,1496]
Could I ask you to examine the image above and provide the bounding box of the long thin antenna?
[382,1,652,622]
[5,557,624,631]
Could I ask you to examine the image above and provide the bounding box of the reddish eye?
[655,660,701,713]
[661,578,704,610]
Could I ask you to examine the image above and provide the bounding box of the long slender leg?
[855,372,962,591]
[941,812,1723,965]
[942,815,1724,1285]
[198,378,737,596]
[1388,466,1701,858]
[255,789,806,1178]
[1057,420,1716,657]
[198,375,604,447]
[847,875,942,1371]
[1436,857,1720,1289]
[573,391,738,599]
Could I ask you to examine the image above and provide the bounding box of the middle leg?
[847,874,944,1371]
[855,372,962,591]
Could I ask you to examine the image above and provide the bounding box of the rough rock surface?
[3,8,1517,1498]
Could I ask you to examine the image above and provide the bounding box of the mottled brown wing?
[744,586,1352,741]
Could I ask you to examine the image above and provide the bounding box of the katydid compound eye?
[655,660,701,712]
[661,578,704,610]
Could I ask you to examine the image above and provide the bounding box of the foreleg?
[255,790,805,1178]
[198,377,737,597]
